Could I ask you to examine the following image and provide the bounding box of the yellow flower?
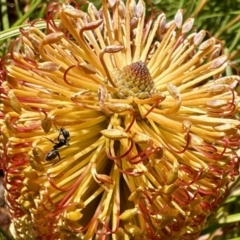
[0,0,240,239]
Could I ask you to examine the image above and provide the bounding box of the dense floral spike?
[116,61,156,99]
[0,0,240,239]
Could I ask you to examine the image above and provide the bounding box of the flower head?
[0,0,240,239]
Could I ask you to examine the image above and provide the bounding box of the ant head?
[51,122,70,140]
[60,128,70,139]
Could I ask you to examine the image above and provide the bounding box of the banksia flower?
[0,0,240,239]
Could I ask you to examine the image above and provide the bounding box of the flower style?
[0,0,240,239]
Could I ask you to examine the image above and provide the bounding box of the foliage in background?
[151,0,240,72]
[0,0,239,239]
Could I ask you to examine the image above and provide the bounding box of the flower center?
[115,61,156,99]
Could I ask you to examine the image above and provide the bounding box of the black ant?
[46,126,70,161]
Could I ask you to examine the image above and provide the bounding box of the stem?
[12,0,43,27]
[0,228,15,240]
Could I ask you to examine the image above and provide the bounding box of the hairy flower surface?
[0,0,240,239]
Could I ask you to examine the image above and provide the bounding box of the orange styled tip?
[0,1,239,239]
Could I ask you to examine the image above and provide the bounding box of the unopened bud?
[101,129,128,140]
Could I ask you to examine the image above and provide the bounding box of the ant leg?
[57,128,67,142]
[53,123,60,131]
[57,131,62,142]
[52,123,63,141]
[45,137,57,144]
